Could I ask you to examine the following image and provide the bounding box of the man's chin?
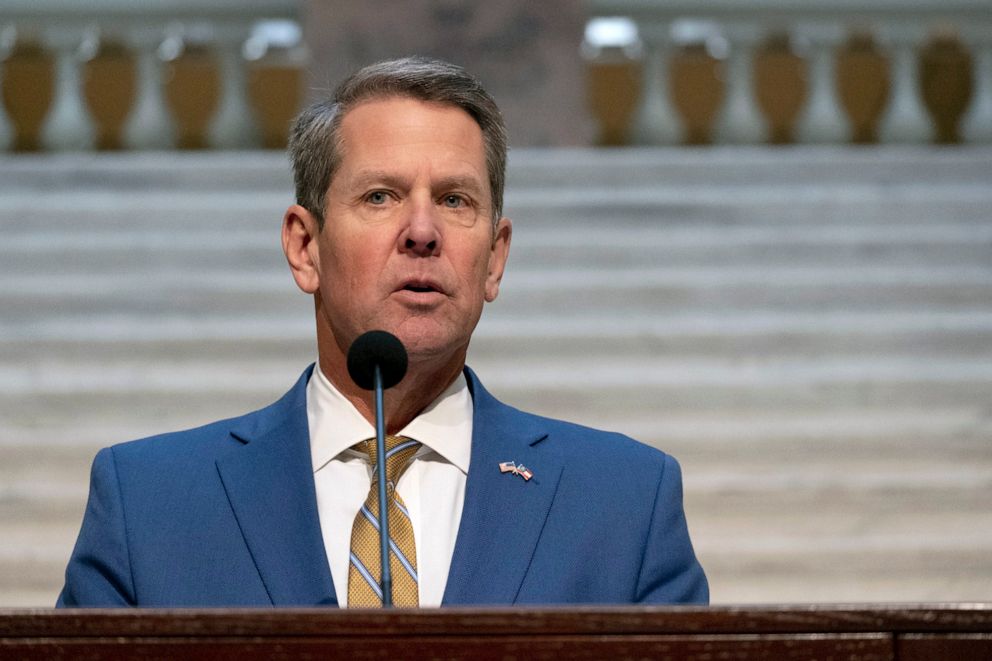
[399,336,462,362]
[391,325,468,365]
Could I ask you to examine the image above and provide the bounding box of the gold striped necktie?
[347,435,421,607]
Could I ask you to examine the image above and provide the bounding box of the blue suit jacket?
[58,365,708,606]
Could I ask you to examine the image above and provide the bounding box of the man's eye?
[443,194,464,208]
[367,191,389,205]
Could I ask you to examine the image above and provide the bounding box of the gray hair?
[289,56,507,230]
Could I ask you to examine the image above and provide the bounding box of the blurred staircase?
[1,146,990,605]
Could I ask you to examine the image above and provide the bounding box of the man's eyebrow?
[433,175,486,196]
[346,170,408,189]
[345,171,487,197]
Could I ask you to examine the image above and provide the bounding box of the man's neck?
[318,350,465,434]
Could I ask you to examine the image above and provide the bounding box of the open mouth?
[404,284,437,293]
[399,279,445,297]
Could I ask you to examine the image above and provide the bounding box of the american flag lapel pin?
[498,461,533,481]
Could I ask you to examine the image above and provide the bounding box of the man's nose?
[399,199,442,257]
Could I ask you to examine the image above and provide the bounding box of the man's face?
[311,96,511,363]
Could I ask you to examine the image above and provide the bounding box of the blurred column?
[0,26,55,151]
[878,26,930,143]
[0,27,16,150]
[962,34,992,142]
[245,20,307,149]
[581,17,644,146]
[631,19,679,145]
[797,23,847,143]
[209,23,258,149]
[919,27,974,144]
[835,29,891,144]
[124,25,173,149]
[80,28,137,150]
[40,24,92,150]
[753,30,808,144]
[161,24,221,150]
[668,21,727,145]
[715,22,764,144]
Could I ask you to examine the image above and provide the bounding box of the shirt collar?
[307,365,472,475]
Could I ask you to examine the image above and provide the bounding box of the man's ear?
[282,204,321,294]
[485,217,512,303]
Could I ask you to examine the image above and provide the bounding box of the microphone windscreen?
[347,330,408,390]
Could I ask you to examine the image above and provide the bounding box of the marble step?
[6,219,990,243]
[3,286,989,324]
[3,187,987,227]
[2,316,990,363]
[3,147,989,191]
[1,354,989,409]
[5,233,989,277]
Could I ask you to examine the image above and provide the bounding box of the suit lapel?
[442,369,563,605]
[216,366,338,606]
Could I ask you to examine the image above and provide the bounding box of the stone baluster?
[209,22,258,149]
[124,25,173,149]
[753,30,808,144]
[0,103,8,153]
[40,25,92,150]
[878,26,930,143]
[961,28,992,143]
[161,24,221,150]
[0,28,16,150]
[668,21,727,145]
[835,29,892,144]
[245,20,307,149]
[631,21,679,145]
[919,27,974,144]
[581,17,644,146]
[80,29,137,150]
[797,23,847,143]
[715,22,764,144]
[0,26,55,151]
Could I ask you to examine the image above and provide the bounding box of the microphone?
[347,330,408,391]
[346,330,408,607]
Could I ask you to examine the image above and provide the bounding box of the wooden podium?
[2,604,990,659]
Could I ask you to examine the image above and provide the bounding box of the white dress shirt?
[306,365,472,607]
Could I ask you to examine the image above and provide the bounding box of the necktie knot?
[358,435,421,487]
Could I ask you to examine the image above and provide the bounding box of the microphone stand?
[373,364,393,607]
[348,329,407,608]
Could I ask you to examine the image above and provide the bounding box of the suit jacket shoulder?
[444,368,709,605]
[58,365,335,607]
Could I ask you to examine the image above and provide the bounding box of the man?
[58,57,708,607]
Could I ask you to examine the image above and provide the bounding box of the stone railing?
[582,0,992,144]
[4,1,990,150]
[0,0,303,151]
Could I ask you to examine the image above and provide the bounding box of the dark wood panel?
[896,634,992,661]
[3,606,991,661]
[2,605,990,637]
[0,634,893,661]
